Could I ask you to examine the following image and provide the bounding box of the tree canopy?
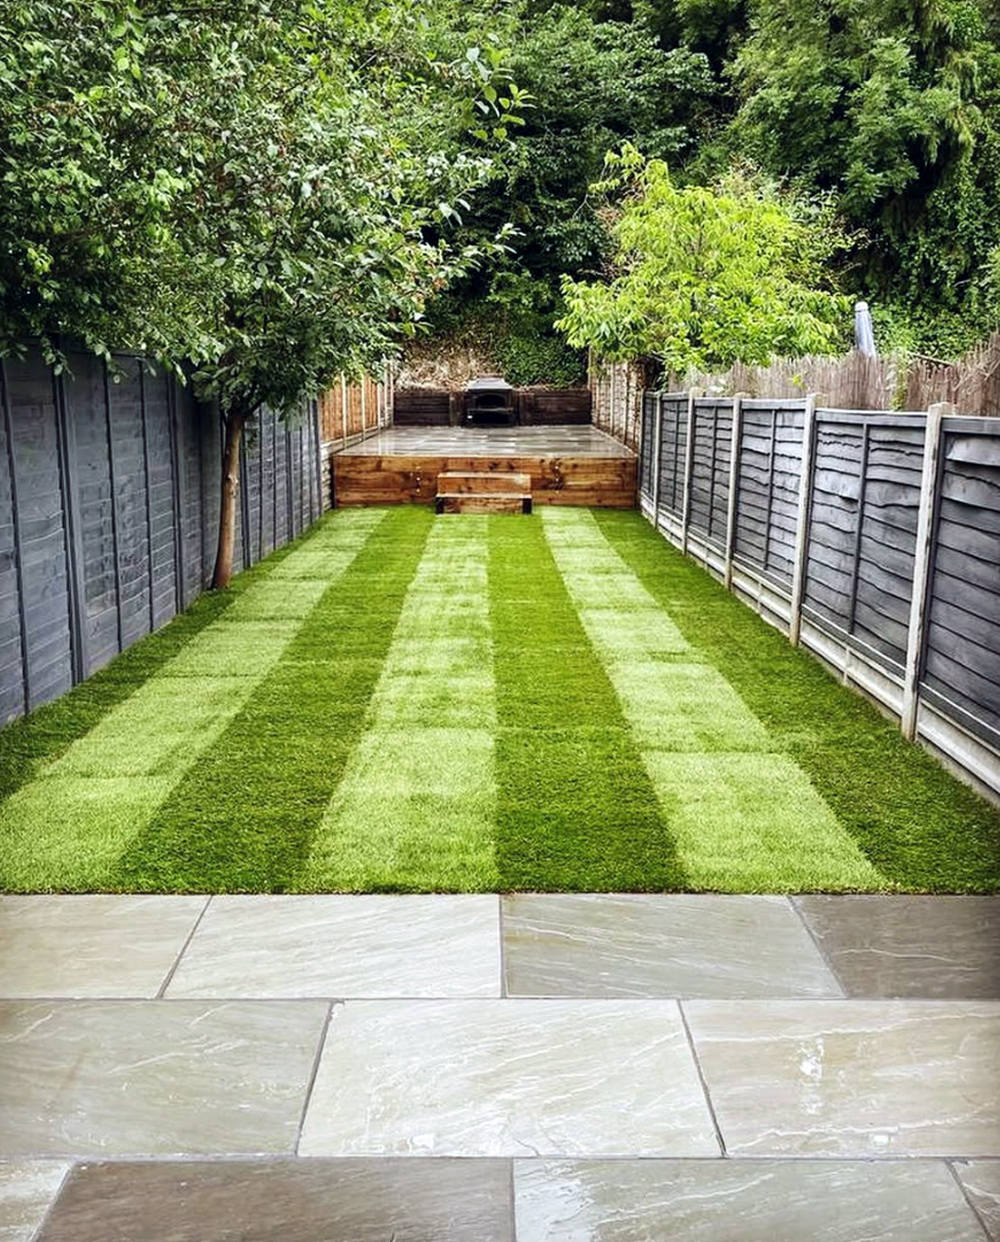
[420,0,1000,368]
[557,152,849,370]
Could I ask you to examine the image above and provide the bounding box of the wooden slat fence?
[638,389,1000,800]
[319,371,392,445]
[0,347,325,724]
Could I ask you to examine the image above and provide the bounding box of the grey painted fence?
[639,391,1000,800]
[0,347,325,724]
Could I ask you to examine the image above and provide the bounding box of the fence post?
[53,365,87,683]
[360,377,368,434]
[724,394,744,591]
[651,393,663,525]
[680,389,700,555]
[788,394,817,646]
[901,402,947,741]
[340,374,348,443]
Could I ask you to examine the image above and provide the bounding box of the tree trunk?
[211,408,248,590]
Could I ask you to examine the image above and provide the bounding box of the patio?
[1,892,998,1240]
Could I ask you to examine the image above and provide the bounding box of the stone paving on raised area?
[0,893,998,1241]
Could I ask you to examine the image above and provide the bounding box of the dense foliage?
[558,153,849,370]
[426,0,1000,368]
[0,0,517,581]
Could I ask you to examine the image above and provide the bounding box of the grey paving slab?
[953,1160,1000,1240]
[513,1159,987,1242]
[34,1160,514,1242]
[0,1001,328,1157]
[503,895,842,998]
[684,1000,1000,1157]
[0,1163,69,1242]
[795,896,1000,998]
[299,999,718,1157]
[166,895,501,998]
[0,897,206,998]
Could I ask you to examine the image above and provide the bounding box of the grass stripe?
[300,515,499,892]
[489,513,686,891]
[543,507,884,892]
[0,511,385,891]
[594,508,1000,893]
[108,507,429,893]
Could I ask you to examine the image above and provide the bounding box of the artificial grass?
[1,504,998,894]
[594,508,1000,892]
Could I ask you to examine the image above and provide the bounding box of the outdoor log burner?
[463,376,516,427]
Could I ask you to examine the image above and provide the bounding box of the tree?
[418,1,718,382]
[729,0,1000,348]
[1,0,516,586]
[557,150,849,372]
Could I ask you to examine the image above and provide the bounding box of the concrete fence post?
[788,394,817,646]
[724,394,744,591]
[901,402,949,740]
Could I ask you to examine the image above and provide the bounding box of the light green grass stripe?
[542,508,882,891]
[302,516,498,892]
[0,510,386,890]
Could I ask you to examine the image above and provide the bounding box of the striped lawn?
[300,515,499,891]
[541,508,882,891]
[1,506,998,894]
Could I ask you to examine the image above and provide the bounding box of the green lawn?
[1,506,998,894]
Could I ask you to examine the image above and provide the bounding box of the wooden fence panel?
[688,398,732,548]
[0,347,324,724]
[922,421,1000,747]
[636,385,1000,798]
[64,350,119,676]
[639,393,656,501]
[733,402,804,587]
[657,397,687,516]
[4,355,74,711]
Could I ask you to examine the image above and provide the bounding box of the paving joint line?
[293,999,337,1155]
[945,1159,995,1241]
[497,893,507,998]
[677,1000,727,1158]
[787,895,849,998]
[155,894,213,999]
[25,1161,73,1242]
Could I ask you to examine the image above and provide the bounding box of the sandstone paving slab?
[795,896,1000,998]
[33,1160,514,1242]
[503,895,842,998]
[166,895,500,998]
[952,1160,1000,1239]
[0,1001,328,1157]
[299,999,719,1157]
[0,1163,69,1242]
[684,1000,1000,1157]
[513,1159,988,1242]
[0,897,206,999]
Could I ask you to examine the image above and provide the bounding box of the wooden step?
[437,470,532,495]
[436,493,532,515]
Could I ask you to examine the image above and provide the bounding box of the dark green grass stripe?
[108,507,434,893]
[595,510,1000,893]
[0,531,311,809]
[489,514,686,891]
